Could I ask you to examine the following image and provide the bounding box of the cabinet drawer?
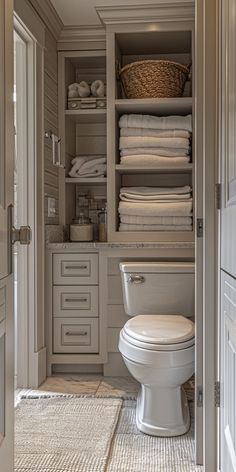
[53,253,98,285]
[53,318,98,353]
[53,286,98,318]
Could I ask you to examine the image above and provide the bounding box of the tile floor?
[38,374,194,401]
[38,374,140,397]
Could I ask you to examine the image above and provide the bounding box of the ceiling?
[50,0,156,27]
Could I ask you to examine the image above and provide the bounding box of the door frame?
[13,16,37,388]
[14,0,46,388]
[197,0,219,470]
[0,0,14,469]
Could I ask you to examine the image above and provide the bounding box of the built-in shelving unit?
[58,50,107,228]
[107,25,194,242]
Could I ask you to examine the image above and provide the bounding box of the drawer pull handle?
[65,298,87,303]
[65,331,88,336]
[65,265,87,270]
[128,275,145,284]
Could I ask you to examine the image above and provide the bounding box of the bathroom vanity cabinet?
[46,246,106,375]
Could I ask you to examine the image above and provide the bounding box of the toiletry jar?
[70,214,93,242]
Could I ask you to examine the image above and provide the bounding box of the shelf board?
[108,230,194,243]
[65,109,106,123]
[115,97,192,115]
[65,177,107,184]
[115,164,193,174]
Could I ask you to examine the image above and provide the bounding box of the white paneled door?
[0,0,14,471]
[221,273,236,472]
[220,0,236,470]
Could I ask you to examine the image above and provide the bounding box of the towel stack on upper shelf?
[69,155,106,179]
[119,114,192,166]
[118,186,193,232]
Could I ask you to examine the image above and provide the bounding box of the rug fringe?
[17,390,137,401]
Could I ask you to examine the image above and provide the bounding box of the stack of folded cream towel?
[118,185,192,231]
[119,114,192,166]
[69,155,106,178]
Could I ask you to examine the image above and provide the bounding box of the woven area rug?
[106,400,203,472]
[14,396,122,472]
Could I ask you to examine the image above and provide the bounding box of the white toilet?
[119,261,195,437]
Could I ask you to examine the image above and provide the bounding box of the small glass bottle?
[98,207,107,242]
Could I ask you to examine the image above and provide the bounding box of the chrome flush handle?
[128,274,145,284]
[11,225,32,245]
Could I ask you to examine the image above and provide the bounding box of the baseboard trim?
[29,347,47,388]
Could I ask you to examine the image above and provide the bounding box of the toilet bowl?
[119,262,195,437]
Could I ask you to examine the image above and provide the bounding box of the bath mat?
[14,396,122,472]
[106,400,203,472]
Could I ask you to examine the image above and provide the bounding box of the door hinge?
[215,381,220,407]
[197,386,203,407]
[215,183,222,210]
[197,218,203,238]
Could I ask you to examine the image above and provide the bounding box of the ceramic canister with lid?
[70,213,93,241]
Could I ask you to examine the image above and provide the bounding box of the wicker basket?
[119,60,190,99]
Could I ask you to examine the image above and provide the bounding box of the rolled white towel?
[118,200,193,217]
[78,81,90,98]
[119,223,192,231]
[119,114,192,132]
[119,136,190,151]
[120,215,192,225]
[120,155,190,165]
[69,156,88,177]
[120,128,191,138]
[69,155,106,177]
[68,83,79,98]
[91,80,105,97]
[120,147,190,157]
[79,157,106,173]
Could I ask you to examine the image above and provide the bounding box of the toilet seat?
[123,314,195,351]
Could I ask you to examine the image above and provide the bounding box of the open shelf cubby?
[58,50,107,227]
[106,25,194,242]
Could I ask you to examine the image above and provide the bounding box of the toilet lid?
[124,314,194,345]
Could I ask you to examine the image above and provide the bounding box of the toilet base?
[136,385,190,437]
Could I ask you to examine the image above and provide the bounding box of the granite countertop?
[46,241,195,250]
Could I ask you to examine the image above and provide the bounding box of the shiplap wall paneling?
[44,29,59,224]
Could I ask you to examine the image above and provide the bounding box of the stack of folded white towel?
[119,114,192,166]
[69,155,106,178]
[118,185,192,231]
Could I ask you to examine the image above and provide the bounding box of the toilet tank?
[119,262,194,317]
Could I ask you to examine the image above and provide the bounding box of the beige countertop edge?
[46,241,195,250]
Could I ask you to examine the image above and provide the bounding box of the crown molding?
[57,25,106,51]
[59,25,105,42]
[29,0,63,39]
[96,2,195,26]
